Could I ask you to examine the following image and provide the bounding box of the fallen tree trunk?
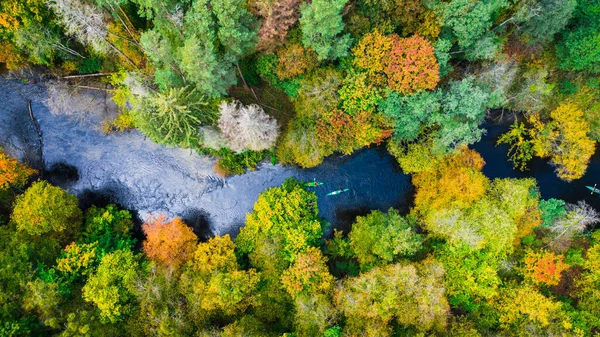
[27,100,44,178]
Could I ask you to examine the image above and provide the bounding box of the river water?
[1,78,597,238]
[0,78,411,238]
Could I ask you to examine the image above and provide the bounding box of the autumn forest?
[2,0,600,336]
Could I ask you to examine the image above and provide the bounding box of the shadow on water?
[181,208,213,241]
[46,162,79,189]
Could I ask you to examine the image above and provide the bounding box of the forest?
[2,0,600,335]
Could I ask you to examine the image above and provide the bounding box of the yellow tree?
[546,103,595,181]
[413,147,489,212]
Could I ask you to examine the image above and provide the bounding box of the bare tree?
[47,0,136,65]
[218,101,279,153]
[548,201,599,251]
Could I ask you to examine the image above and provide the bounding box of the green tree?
[431,0,508,60]
[235,178,323,271]
[335,258,449,336]
[436,243,502,311]
[0,226,31,327]
[211,0,258,59]
[434,77,490,149]
[134,86,215,147]
[12,181,82,242]
[338,70,382,115]
[180,235,259,321]
[299,0,352,61]
[557,0,600,73]
[521,0,576,44]
[82,204,133,253]
[380,89,441,142]
[348,209,422,271]
[82,249,140,323]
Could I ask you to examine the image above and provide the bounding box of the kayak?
[586,185,600,194]
[305,181,324,187]
[326,188,350,196]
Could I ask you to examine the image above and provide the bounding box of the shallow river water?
[0,78,411,237]
[1,78,598,238]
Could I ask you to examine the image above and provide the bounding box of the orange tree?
[0,148,36,190]
[142,216,198,270]
[523,250,569,287]
[385,34,439,94]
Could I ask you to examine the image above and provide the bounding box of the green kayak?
[586,185,600,194]
[326,188,350,196]
[305,181,324,187]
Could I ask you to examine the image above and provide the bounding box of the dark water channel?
[1,78,598,239]
[474,124,600,211]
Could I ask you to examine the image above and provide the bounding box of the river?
[0,78,597,239]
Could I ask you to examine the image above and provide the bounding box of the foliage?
[497,122,535,171]
[82,249,139,323]
[557,1,600,73]
[0,148,36,190]
[523,250,569,286]
[180,235,260,319]
[218,101,279,153]
[275,43,319,80]
[277,117,326,168]
[521,0,576,45]
[338,70,382,115]
[56,241,99,281]
[380,89,441,142]
[431,0,509,60]
[539,199,567,227]
[348,209,422,271]
[413,148,489,212]
[385,34,440,94]
[294,67,343,118]
[251,0,302,52]
[335,258,449,335]
[134,86,215,148]
[82,204,133,252]
[352,30,394,86]
[214,148,266,176]
[299,0,352,61]
[315,109,387,155]
[495,284,571,334]
[503,103,595,180]
[48,0,111,55]
[281,247,335,299]
[12,181,82,241]
[235,178,322,271]
[545,103,595,181]
[142,216,198,270]
[434,77,490,149]
[436,244,502,310]
[576,241,600,317]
